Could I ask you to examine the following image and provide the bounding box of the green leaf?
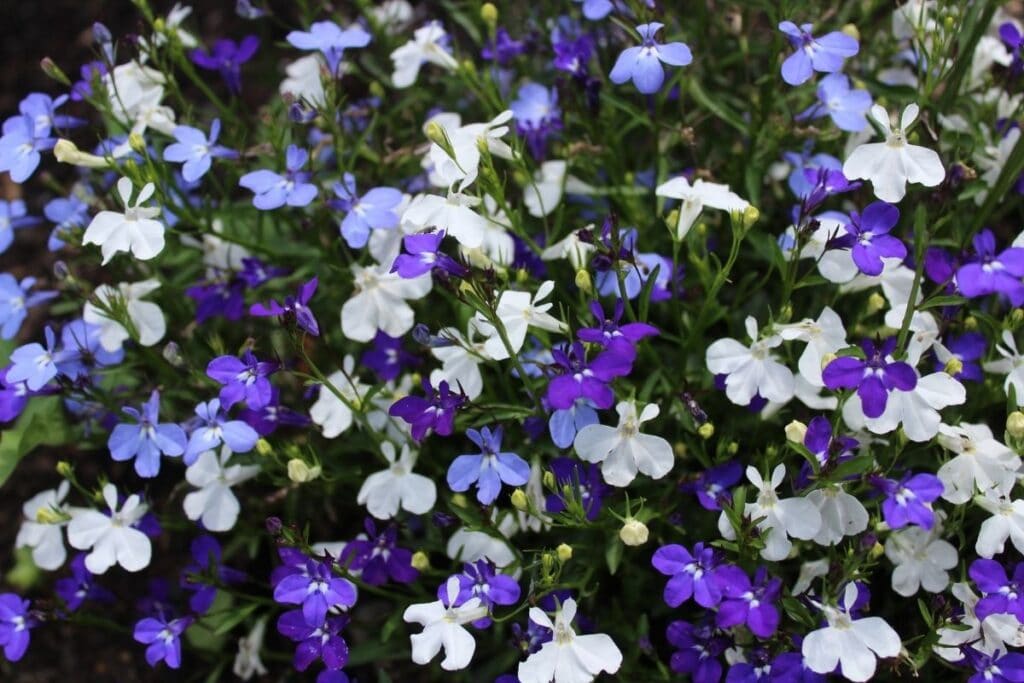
[0,396,71,488]
[212,602,258,636]
[919,295,967,310]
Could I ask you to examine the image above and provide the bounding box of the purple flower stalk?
[822,338,916,418]
[877,472,944,530]
[778,21,859,86]
[206,349,279,410]
[250,276,320,336]
[652,543,724,608]
[447,425,530,505]
[108,390,187,478]
[239,145,318,210]
[189,36,259,94]
[609,22,692,94]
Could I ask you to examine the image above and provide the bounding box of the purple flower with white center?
[0,593,35,662]
[187,279,246,323]
[510,83,562,160]
[937,332,986,381]
[189,36,259,94]
[53,318,124,378]
[239,257,287,288]
[969,558,1024,622]
[388,379,466,441]
[727,648,774,683]
[797,416,856,485]
[239,386,310,436]
[652,543,724,608]
[0,366,42,423]
[553,33,595,77]
[778,21,859,86]
[796,73,872,132]
[250,276,320,336]
[666,619,727,683]
[55,553,113,612]
[0,200,41,254]
[545,341,633,410]
[784,147,842,199]
[446,560,521,627]
[482,28,526,65]
[8,326,59,391]
[822,338,917,418]
[339,518,418,586]
[239,145,318,210]
[0,275,54,340]
[877,472,944,530]
[44,193,91,251]
[609,22,693,94]
[361,331,419,382]
[274,557,357,626]
[277,609,349,672]
[545,457,609,520]
[956,229,1024,306]
[965,648,1024,683]
[19,93,83,134]
[391,231,468,280]
[133,614,192,669]
[800,167,861,213]
[108,390,187,478]
[0,114,56,183]
[183,398,259,464]
[181,536,245,614]
[330,173,403,249]
[682,460,743,511]
[842,201,905,276]
[548,398,599,449]
[713,566,782,638]
[577,300,658,355]
[162,119,238,183]
[206,349,279,410]
[1001,22,1024,75]
[447,425,530,505]
[286,20,371,75]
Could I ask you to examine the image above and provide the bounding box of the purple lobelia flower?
[510,83,562,160]
[206,349,279,410]
[682,460,744,511]
[108,390,187,478]
[876,472,944,530]
[795,73,872,132]
[769,651,826,683]
[392,231,468,279]
[1001,22,1024,75]
[713,566,782,638]
[609,22,692,94]
[250,276,320,336]
[545,457,609,520]
[7,326,59,390]
[969,558,1024,622]
[133,614,193,669]
[339,518,418,586]
[778,21,859,86]
[239,386,310,436]
[277,609,349,672]
[822,338,916,418]
[938,332,986,381]
[652,542,724,608]
[800,167,861,214]
[56,553,114,611]
[361,331,419,382]
[956,229,1024,306]
[183,398,259,464]
[181,536,245,614]
[965,648,1024,683]
[447,425,530,505]
[389,379,466,441]
[797,416,857,486]
[482,28,526,65]
[548,398,599,449]
[0,593,36,662]
[545,341,634,410]
[666,619,727,683]
[784,146,842,199]
[843,201,905,276]
[274,557,357,626]
[0,114,56,183]
[553,33,595,78]
[189,36,260,94]
[162,119,239,183]
[53,318,123,379]
[446,560,521,627]
[577,300,658,355]
[330,173,403,249]
[286,21,371,76]
[239,145,318,210]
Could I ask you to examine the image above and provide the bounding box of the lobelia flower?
[795,73,872,131]
[970,559,1024,622]
[802,583,901,682]
[776,306,848,387]
[655,175,749,240]
[362,331,419,382]
[358,441,437,519]
[609,22,692,95]
[984,331,1024,407]
[239,145,318,210]
[274,557,357,627]
[876,472,943,530]
[134,614,192,669]
[84,278,166,352]
[545,458,609,521]
[67,483,152,574]
[55,553,113,611]
[393,231,468,280]
[425,111,515,191]
[404,576,487,671]
[510,83,562,160]
[108,390,187,478]
[885,523,957,596]
[162,119,238,183]
[778,21,859,86]
[448,426,530,505]
[474,280,567,360]
[574,0,613,20]
[966,649,1024,683]
[181,535,246,614]
[957,229,1024,306]
[82,177,166,264]
[574,400,674,487]
[843,201,906,276]
[0,200,40,255]
[975,493,1024,558]
[16,481,71,570]
[938,332,987,382]
[206,349,279,410]
[706,316,795,406]
[183,446,261,532]
[524,159,584,218]
[447,560,520,627]
[665,619,728,682]
[232,618,269,681]
[579,299,658,355]
[189,36,260,93]
[286,21,371,76]
[935,582,1024,662]
[340,518,419,586]
[841,365,965,442]
[330,173,403,249]
[545,341,633,411]
[389,379,466,441]
[722,465,821,562]
[250,276,320,337]
[652,543,724,608]
[280,54,327,107]
[713,566,782,638]
[428,322,490,400]
[0,594,36,662]
[518,597,623,683]
[805,480,869,546]
[548,399,600,450]
[823,338,916,418]
[7,326,60,390]
[276,609,350,672]
[53,318,123,379]
[682,460,743,511]
[842,104,945,202]
[0,113,56,183]
[937,423,1020,504]
[341,261,432,342]
[183,398,259,464]
[0,275,55,339]
[390,22,458,88]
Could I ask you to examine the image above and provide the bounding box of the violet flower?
[250,276,320,336]
[339,518,418,586]
[609,22,692,94]
[778,21,859,86]
[163,119,239,183]
[666,619,727,682]
[844,201,905,276]
[545,341,633,410]
[56,553,114,612]
[822,338,916,418]
[510,83,562,160]
[181,536,245,614]
[544,457,609,520]
[206,349,279,410]
[183,398,259,464]
[446,560,521,627]
[969,558,1024,622]
[134,615,193,669]
[286,20,371,75]
[239,145,318,210]
[330,173,403,249]
[577,300,658,355]
[108,390,187,478]
[956,229,1024,306]
[713,566,782,638]
[447,425,530,505]
[189,36,259,94]
[681,460,743,511]
[795,73,872,132]
[277,609,349,672]
[876,472,944,530]
[392,231,468,279]
[388,379,466,441]
[652,542,724,608]
[274,557,357,626]
[0,593,36,662]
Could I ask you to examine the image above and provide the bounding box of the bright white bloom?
[390,22,459,89]
[67,483,152,574]
[430,322,490,400]
[102,61,176,145]
[782,214,858,284]
[892,0,937,40]
[516,462,551,533]
[15,481,71,570]
[793,558,831,595]
[183,447,260,532]
[475,280,567,361]
[518,598,623,683]
[806,484,868,546]
[83,279,166,352]
[840,257,920,310]
[541,228,596,270]
[802,583,902,682]
[522,160,594,218]
[358,442,437,519]
[777,306,847,386]
[721,465,820,561]
[372,0,414,33]
[403,576,487,671]
[841,370,966,442]
[153,4,199,49]
[842,104,945,203]
[935,582,1024,662]
[655,176,749,240]
[447,516,518,569]
[976,127,1021,204]
[341,262,432,342]
[402,191,488,248]
[280,55,326,107]
[310,357,371,438]
[233,618,269,680]
[428,111,514,190]
[884,523,957,596]
[82,177,165,264]
[459,197,515,268]
[706,316,795,406]
[937,423,1020,504]
[975,494,1024,558]
[574,401,674,487]
[983,331,1024,406]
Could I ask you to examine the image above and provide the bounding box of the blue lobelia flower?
[0,593,36,662]
[286,20,371,76]
[7,326,59,390]
[163,119,238,183]
[876,472,944,530]
[108,390,188,478]
[574,0,614,20]
[510,82,562,160]
[133,614,193,669]
[843,201,905,276]
[778,21,859,86]
[795,73,872,132]
[0,275,55,340]
[183,398,259,465]
[330,173,403,249]
[189,36,260,94]
[447,425,530,505]
[956,229,1024,306]
[0,200,41,255]
[0,115,56,183]
[273,556,356,627]
[44,193,91,251]
[239,145,318,210]
[609,22,692,94]
[822,338,916,418]
[206,349,279,410]
[249,276,320,336]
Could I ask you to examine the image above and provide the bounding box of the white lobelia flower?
[975,126,1021,205]
[83,177,166,264]
[182,446,261,532]
[840,257,920,311]
[792,558,831,595]
[357,441,437,519]
[447,512,518,569]
[655,176,749,240]
[516,462,551,533]
[802,583,902,682]
[841,369,966,442]
[883,306,944,366]
[232,618,269,681]
[402,191,488,249]
[83,279,167,352]
[522,160,591,218]
[518,597,623,683]
[884,522,957,597]
[573,401,674,487]
[403,576,488,671]
[459,197,515,268]
[983,330,1024,407]
[974,493,1024,558]
[706,316,795,406]
[430,321,491,400]
[934,582,1024,662]
[390,22,459,89]
[280,55,327,107]
[67,483,152,574]
[937,422,1021,504]
[776,306,848,387]
[372,0,414,34]
[781,213,859,284]
[15,481,72,570]
[341,261,432,342]
[842,103,945,203]
[102,61,176,141]
[474,280,567,361]
[428,111,515,191]
[720,465,820,561]
[541,227,597,270]
[805,484,869,546]
[309,356,371,438]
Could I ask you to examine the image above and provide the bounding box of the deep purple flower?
[482,27,526,65]
[877,472,944,530]
[822,338,917,418]
[391,231,468,279]
[769,651,826,683]
[447,425,530,505]
[652,543,724,608]
[510,83,562,159]
[108,390,187,478]
[844,202,905,276]
[727,648,774,683]
[577,300,658,354]
[784,147,842,199]
[795,73,872,132]
[446,560,520,627]
[0,593,36,662]
[546,341,633,410]
[286,21,371,76]
[274,557,357,626]
[1000,22,1024,75]
[966,648,1024,683]
[190,36,259,93]
[800,167,861,213]
[55,553,113,612]
[545,457,609,520]
[553,34,595,77]
[187,279,246,323]
[970,559,1024,622]
[183,398,259,464]
[339,518,418,586]
[956,229,1024,306]
[609,22,692,94]
[239,387,310,436]
[667,619,727,683]
[938,332,986,381]
[181,535,245,614]
[239,145,318,210]
[778,21,859,86]
[713,566,782,638]
[682,460,743,511]
[134,615,192,669]
[330,174,403,249]
[250,276,320,336]
[797,416,857,486]
[70,61,107,101]
[361,332,419,382]
[277,609,349,672]
[206,350,279,410]
[388,379,466,441]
